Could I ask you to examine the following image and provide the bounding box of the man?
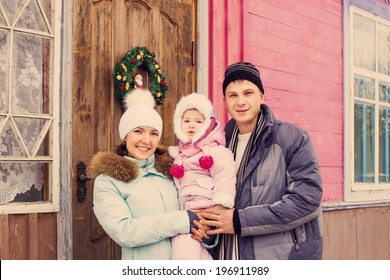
[201,62,323,260]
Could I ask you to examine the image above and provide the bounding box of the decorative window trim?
[344,2,390,203]
[0,1,61,214]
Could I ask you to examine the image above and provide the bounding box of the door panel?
[72,0,196,259]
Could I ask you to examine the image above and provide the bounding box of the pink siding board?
[271,108,342,135]
[321,167,343,184]
[209,0,228,124]
[247,15,342,62]
[265,90,343,119]
[316,149,343,167]
[309,132,343,153]
[318,171,343,200]
[299,0,343,16]
[258,0,342,27]
[256,68,342,100]
[209,0,245,125]
[322,183,344,202]
[227,0,243,62]
[244,1,343,201]
[247,44,342,84]
[247,0,342,41]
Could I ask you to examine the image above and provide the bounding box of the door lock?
[77,161,91,202]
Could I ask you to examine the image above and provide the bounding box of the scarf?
[218,109,266,260]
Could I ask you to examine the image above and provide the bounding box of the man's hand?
[200,208,235,234]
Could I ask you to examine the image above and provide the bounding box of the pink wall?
[209,0,343,202]
[209,0,245,124]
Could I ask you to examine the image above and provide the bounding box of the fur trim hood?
[87,151,174,182]
[173,93,214,143]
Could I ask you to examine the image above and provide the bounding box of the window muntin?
[0,0,60,213]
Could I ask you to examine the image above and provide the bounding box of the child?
[169,93,236,260]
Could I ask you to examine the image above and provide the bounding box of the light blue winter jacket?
[89,151,190,260]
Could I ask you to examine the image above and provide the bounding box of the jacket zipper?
[291,229,300,251]
[144,158,149,172]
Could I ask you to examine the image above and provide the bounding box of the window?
[345,5,390,202]
[0,0,61,213]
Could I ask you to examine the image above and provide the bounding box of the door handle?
[77,161,91,202]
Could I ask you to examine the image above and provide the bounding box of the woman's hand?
[190,210,211,242]
[191,220,211,242]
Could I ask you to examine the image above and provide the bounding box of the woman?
[88,89,199,260]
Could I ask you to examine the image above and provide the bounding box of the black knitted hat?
[222,62,264,95]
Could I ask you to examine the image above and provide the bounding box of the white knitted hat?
[118,89,163,140]
[173,93,214,143]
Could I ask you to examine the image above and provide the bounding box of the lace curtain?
[0,0,53,204]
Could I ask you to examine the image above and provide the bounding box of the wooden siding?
[209,0,344,202]
[323,206,390,259]
[245,0,344,202]
[2,207,390,260]
[208,0,390,260]
[209,0,343,202]
[209,0,245,124]
[0,213,57,259]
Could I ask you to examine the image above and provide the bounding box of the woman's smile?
[125,127,160,160]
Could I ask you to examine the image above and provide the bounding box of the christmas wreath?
[112,46,168,105]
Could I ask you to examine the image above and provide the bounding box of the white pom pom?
[168,145,180,159]
[123,88,156,109]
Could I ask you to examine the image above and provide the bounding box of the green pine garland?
[112,47,168,105]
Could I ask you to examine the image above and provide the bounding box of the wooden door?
[72,0,196,259]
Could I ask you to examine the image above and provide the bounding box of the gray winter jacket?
[226,104,323,260]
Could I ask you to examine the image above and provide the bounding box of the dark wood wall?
[323,206,390,259]
[0,213,57,259]
[1,206,389,259]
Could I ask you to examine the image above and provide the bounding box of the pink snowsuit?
[170,120,236,260]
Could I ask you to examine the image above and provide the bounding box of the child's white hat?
[173,93,214,143]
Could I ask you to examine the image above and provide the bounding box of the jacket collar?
[87,151,173,183]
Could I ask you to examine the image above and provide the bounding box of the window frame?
[0,0,61,214]
[344,3,390,202]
